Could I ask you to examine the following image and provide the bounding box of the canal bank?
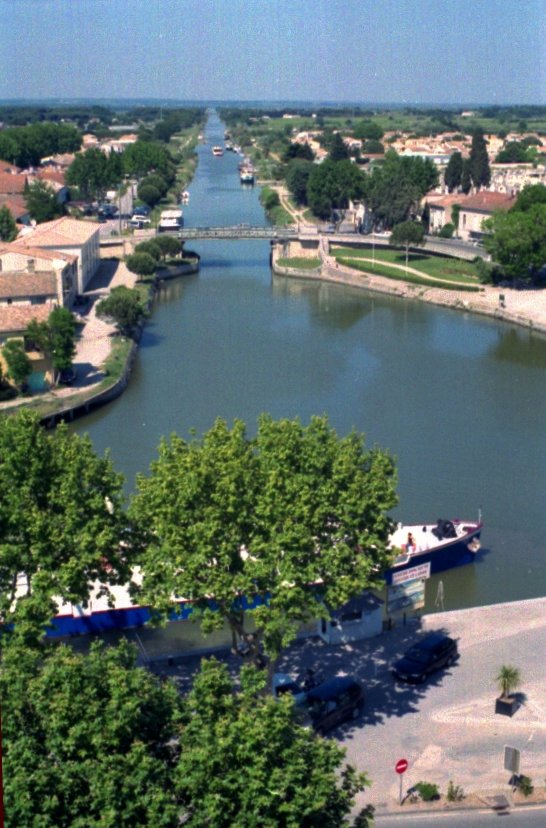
[271,238,546,336]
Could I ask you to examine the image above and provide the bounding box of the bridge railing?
[178,226,299,240]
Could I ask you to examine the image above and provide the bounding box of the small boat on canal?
[212,145,224,156]
[385,516,483,584]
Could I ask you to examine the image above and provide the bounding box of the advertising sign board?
[387,578,426,615]
[392,562,431,585]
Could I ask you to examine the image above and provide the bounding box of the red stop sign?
[395,758,409,775]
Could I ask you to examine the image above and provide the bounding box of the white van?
[128,215,152,229]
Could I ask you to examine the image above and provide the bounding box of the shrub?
[518,775,533,797]
[414,781,440,802]
[439,222,455,238]
[446,780,465,802]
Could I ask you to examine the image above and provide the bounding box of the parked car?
[133,205,151,216]
[272,668,324,706]
[392,633,458,683]
[301,676,364,734]
[58,367,77,386]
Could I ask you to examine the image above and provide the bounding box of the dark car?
[392,633,458,683]
[58,367,77,386]
[303,676,364,733]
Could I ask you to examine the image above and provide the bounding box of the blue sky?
[1,0,545,104]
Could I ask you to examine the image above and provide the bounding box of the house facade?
[14,217,100,294]
[0,243,78,306]
[458,192,516,242]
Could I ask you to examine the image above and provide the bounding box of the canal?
[76,111,546,614]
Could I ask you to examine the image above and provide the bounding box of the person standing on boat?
[406,532,416,553]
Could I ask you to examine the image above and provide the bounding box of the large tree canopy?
[96,285,148,336]
[364,150,438,229]
[27,306,77,376]
[130,415,397,663]
[66,148,121,202]
[1,639,182,828]
[483,202,546,283]
[0,410,129,637]
[25,180,64,223]
[307,160,367,220]
[176,659,371,828]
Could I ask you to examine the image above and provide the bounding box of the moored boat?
[385,516,483,584]
[240,166,254,184]
[158,208,184,232]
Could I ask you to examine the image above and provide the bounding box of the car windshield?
[405,647,431,664]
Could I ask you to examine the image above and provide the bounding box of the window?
[27,259,35,271]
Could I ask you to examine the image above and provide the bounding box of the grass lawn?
[338,258,482,291]
[277,257,321,269]
[331,246,481,285]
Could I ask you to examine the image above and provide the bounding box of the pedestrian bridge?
[178,225,299,240]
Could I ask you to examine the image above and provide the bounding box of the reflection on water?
[74,112,546,611]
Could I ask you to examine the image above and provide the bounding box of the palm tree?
[496,665,521,699]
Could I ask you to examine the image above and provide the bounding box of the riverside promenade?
[0,258,138,418]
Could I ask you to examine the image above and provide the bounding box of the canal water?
[76,112,546,614]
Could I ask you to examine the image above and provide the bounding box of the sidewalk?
[0,259,137,413]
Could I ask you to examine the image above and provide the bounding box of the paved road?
[376,803,546,826]
[333,598,546,816]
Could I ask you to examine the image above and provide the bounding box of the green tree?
[137,183,162,208]
[511,183,546,212]
[444,151,463,192]
[483,203,546,283]
[2,338,32,389]
[130,415,397,664]
[66,148,116,202]
[495,141,530,163]
[0,204,18,241]
[134,239,162,262]
[353,120,384,141]
[469,129,491,190]
[153,233,183,260]
[140,173,168,197]
[1,639,182,828]
[25,180,64,223]
[328,132,350,162]
[96,285,148,336]
[390,220,426,270]
[365,150,438,229]
[176,659,371,828]
[26,306,77,376]
[0,410,128,636]
[122,141,174,181]
[460,159,472,194]
[307,160,366,220]
[362,139,384,155]
[125,251,158,278]
[283,141,314,162]
[285,159,313,205]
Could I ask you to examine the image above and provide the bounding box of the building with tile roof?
[0,242,77,306]
[458,192,516,242]
[14,217,100,293]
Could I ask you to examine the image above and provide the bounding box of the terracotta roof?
[0,173,27,195]
[0,194,29,220]
[429,194,468,208]
[460,192,517,212]
[15,216,100,247]
[0,160,20,174]
[0,302,53,333]
[35,169,66,186]
[0,271,57,299]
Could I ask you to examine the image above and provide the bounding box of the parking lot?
[158,597,546,814]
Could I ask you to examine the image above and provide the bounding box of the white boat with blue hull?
[385,517,482,584]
